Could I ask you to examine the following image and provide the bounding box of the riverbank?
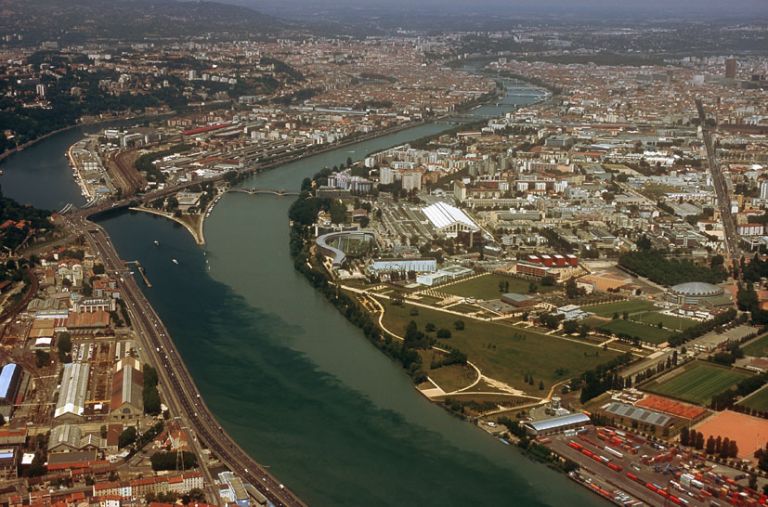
[129,206,205,245]
[66,140,94,202]
[0,111,176,165]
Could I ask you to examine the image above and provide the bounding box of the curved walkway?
[359,290,538,403]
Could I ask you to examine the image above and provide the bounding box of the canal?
[1,84,605,506]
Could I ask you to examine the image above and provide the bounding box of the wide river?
[1,81,606,506]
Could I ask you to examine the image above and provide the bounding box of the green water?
[3,91,606,506]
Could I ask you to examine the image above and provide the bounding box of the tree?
[35,350,50,368]
[436,329,452,339]
[166,196,179,210]
[119,426,137,449]
[143,365,161,415]
[454,320,465,331]
[538,380,545,390]
[565,277,580,299]
[706,435,716,455]
[729,440,739,459]
[425,323,436,332]
[680,427,690,447]
[329,200,346,224]
[541,275,556,286]
[562,320,579,335]
[636,235,652,251]
[695,431,704,450]
[150,451,197,471]
[57,332,72,363]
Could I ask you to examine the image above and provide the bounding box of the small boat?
[153,240,160,246]
[171,259,179,265]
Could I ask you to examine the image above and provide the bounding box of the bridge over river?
[227,188,301,197]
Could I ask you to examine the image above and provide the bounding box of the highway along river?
[1,84,605,506]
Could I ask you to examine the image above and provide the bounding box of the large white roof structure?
[422,202,479,235]
[55,363,90,419]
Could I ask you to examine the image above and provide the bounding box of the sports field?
[742,334,768,358]
[630,312,698,331]
[643,361,752,406]
[694,410,768,459]
[737,385,768,411]
[599,319,674,345]
[380,299,621,393]
[585,300,658,317]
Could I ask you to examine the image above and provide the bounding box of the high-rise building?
[725,58,737,79]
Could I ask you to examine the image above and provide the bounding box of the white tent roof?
[422,202,478,231]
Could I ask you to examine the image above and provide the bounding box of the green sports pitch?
[643,361,752,406]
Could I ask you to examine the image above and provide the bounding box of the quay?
[125,260,152,288]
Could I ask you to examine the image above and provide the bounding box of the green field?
[441,273,554,301]
[381,299,621,393]
[742,334,768,358]
[585,300,658,317]
[643,361,752,406]
[631,312,698,331]
[599,319,674,344]
[738,386,768,411]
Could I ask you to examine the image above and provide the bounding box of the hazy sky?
[230,0,768,20]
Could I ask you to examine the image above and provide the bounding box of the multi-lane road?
[72,215,306,507]
[696,98,741,265]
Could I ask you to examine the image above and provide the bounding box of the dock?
[126,260,152,288]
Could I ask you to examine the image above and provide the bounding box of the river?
[0,83,606,506]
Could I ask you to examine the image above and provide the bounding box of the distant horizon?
[222,0,768,22]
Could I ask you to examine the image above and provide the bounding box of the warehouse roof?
[422,202,479,232]
[0,364,19,400]
[49,424,82,451]
[602,402,671,427]
[525,412,591,432]
[55,363,90,419]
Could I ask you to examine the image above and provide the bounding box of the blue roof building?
[0,364,21,405]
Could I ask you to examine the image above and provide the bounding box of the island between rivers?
[0,80,608,506]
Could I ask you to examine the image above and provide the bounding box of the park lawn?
[643,361,752,406]
[737,385,768,412]
[428,364,477,393]
[585,300,658,317]
[441,273,554,301]
[742,334,768,358]
[631,311,698,331]
[599,319,674,345]
[380,299,621,394]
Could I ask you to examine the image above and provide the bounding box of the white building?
[54,363,90,422]
[422,202,479,237]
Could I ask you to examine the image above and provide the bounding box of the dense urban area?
[1,1,768,506]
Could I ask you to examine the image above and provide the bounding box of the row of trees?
[143,365,162,415]
[618,249,727,286]
[679,427,739,458]
[576,353,634,403]
[710,372,768,411]
[737,283,768,325]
